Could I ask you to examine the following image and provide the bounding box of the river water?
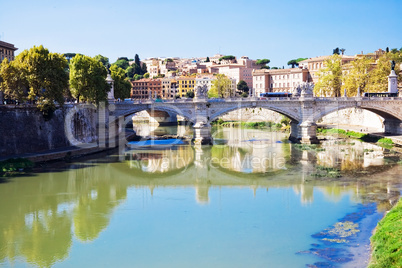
[1,126,402,268]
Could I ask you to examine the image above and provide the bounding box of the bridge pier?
[384,119,402,135]
[193,122,212,145]
[289,120,319,144]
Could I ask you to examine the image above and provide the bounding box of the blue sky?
[1,0,401,67]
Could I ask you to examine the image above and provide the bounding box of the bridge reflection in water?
[0,128,401,267]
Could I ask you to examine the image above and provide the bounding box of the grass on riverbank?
[212,119,288,131]
[0,158,34,177]
[317,128,394,148]
[369,198,402,268]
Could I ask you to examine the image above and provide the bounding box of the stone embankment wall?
[219,107,384,130]
[0,105,98,157]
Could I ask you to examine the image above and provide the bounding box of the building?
[0,41,18,62]
[253,68,310,96]
[212,56,258,88]
[298,55,355,83]
[161,78,178,99]
[177,76,196,97]
[131,78,162,100]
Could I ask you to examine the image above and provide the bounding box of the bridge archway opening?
[316,107,385,132]
[115,107,194,141]
[315,106,402,133]
[209,106,298,125]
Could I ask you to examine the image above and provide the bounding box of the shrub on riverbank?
[0,158,34,177]
[369,198,402,268]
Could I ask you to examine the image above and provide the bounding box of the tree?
[208,74,233,98]
[340,48,346,55]
[134,54,141,68]
[391,48,399,54]
[113,59,129,70]
[110,65,131,100]
[366,52,401,92]
[206,57,210,62]
[94,55,109,68]
[133,74,143,81]
[144,73,150,78]
[141,63,147,74]
[63,53,77,63]
[126,66,135,79]
[237,80,249,95]
[287,59,299,68]
[1,46,69,115]
[333,47,340,55]
[256,59,270,69]
[69,55,110,104]
[342,56,374,96]
[314,54,342,97]
[185,90,194,98]
[0,58,28,101]
[219,55,236,61]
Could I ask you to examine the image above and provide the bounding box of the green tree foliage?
[256,59,270,69]
[144,73,150,78]
[342,56,374,96]
[296,58,308,63]
[208,74,233,98]
[63,53,77,63]
[366,52,402,92]
[340,48,346,55]
[219,55,236,61]
[314,54,342,97]
[0,58,28,101]
[205,57,210,62]
[165,58,173,63]
[94,55,109,68]
[391,48,399,54]
[287,59,299,68]
[134,54,141,68]
[126,66,134,79]
[110,65,131,100]
[113,59,129,70]
[1,46,69,115]
[333,47,340,55]
[185,90,194,98]
[69,55,110,104]
[271,67,279,69]
[256,59,270,65]
[133,74,143,81]
[237,80,249,94]
[141,63,147,74]
[117,57,129,61]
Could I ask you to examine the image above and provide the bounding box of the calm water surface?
[1,126,402,268]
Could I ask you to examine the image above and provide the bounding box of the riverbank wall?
[0,104,99,158]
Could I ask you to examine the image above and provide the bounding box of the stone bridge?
[111,95,402,144]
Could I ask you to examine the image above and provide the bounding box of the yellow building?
[177,76,195,97]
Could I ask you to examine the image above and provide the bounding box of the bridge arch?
[116,105,195,123]
[208,102,301,123]
[313,102,402,123]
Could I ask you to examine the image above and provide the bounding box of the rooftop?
[0,41,18,51]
